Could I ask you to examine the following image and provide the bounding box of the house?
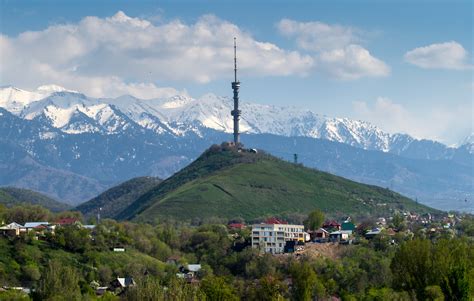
[341,221,356,231]
[251,219,305,254]
[177,264,202,283]
[113,248,125,252]
[24,222,49,231]
[110,277,136,293]
[323,220,341,231]
[311,228,329,241]
[329,230,352,242]
[365,228,382,239]
[0,222,24,236]
[264,217,288,225]
[228,223,246,230]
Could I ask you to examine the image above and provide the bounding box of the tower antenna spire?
[231,37,241,145]
[234,37,237,82]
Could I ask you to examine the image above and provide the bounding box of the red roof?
[264,217,288,225]
[55,218,79,225]
[228,223,246,229]
[323,220,341,227]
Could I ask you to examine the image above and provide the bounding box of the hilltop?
[76,177,162,219]
[0,187,70,212]
[117,144,437,222]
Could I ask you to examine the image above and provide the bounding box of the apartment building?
[251,219,305,254]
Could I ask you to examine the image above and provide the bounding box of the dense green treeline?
[0,205,473,300]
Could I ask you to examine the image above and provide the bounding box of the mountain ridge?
[1,85,468,158]
[76,176,162,219]
[0,186,70,212]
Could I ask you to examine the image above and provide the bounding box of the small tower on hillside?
[231,37,241,145]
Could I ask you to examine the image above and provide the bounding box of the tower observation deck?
[231,37,241,145]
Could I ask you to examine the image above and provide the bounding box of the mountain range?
[0,85,472,212]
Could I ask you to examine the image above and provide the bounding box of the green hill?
[0,187,70,212]
[117,145,438,222]
[76,176,161,219]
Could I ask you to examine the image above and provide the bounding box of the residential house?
[365,228,382,239]
[0,222,24,236]
[251,218,305,254]
[228,222,246,230]
[377,217,387,227]
[177,264,202,283]
[341,221,356,231]
[311,228,329,241]
[329,230,352,242]
[110,277,136,294]
[323,220,341,231]
[24,222,49,232]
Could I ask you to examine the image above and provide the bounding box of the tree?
[425,285,445,301]
[391,239,432,300]
[4,205,51,225]
[125,276,164,301]
[290,261,325,301]
[37,259,81,300]
[304,209,325,231]
[248,275,288,301]
[200,276,238,301]
[0,290,31,301]
[391,213,406,231]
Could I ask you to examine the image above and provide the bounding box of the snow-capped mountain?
[0,85,419,153]
[0,87,472,211]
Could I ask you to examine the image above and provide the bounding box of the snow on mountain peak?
[0,85,446,153]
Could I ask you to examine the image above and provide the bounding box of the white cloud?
[277,19,362,51]
[320,45,390,80]
[404,41,472,70]
[0,12,314,99]
[352,97,473,144]
[277,19,390,80]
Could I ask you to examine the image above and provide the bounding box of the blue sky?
[0,0,472,144]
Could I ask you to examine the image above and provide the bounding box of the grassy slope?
[120,147,437,222]
[0,187,70,212]
[76,177,162,219]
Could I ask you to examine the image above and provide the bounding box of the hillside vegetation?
[76,177,161,219]
[0,187,70,212]
[117,145,437,222]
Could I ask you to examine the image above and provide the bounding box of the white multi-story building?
[251,220,305,254]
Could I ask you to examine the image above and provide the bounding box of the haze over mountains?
[0,85,472,212]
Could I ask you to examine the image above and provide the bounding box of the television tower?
[231,37,241,145]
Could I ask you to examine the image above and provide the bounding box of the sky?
[0,0,472,144]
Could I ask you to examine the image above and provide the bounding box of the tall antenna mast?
[231,37,241,145]
[234,37,237,82]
